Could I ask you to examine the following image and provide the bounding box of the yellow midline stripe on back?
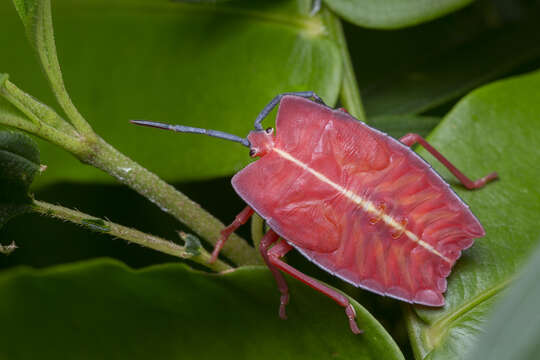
[273,148,451,263]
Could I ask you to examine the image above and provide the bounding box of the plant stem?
[34,0,95,136]
[250,214,264,250]
[0,80,87,155]
[324,11,366,122]
[1,79,260,266]
[87,137,261,266]
[31,199,232,272]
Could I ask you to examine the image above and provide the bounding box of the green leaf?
[323,0,473,29]
[178,231,202,256]
[0,130,40,231]
[1,0,342,187]
[465,242,540,360]
[346,1,540,117]
[406,70,540,359]
[0,258,404,359]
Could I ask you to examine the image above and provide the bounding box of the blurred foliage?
[465,239,540,360]
[347,0,540,118]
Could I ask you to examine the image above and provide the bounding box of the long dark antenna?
[130,120,250,147]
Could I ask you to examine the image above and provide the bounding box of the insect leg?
[266,238,362,335]
[259,230,290,319]
[209,206,254,263]
[254,92,327,130]
[400,133,499,190]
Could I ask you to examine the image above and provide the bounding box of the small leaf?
[178,231,202,256]
[324,0,473,29]
[406,70,540,359]
[465,242,540,360]
[0,258,405,359]
[0,131,40,188]
[0,130,40,231]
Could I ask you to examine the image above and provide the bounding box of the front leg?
[209,205,254,263]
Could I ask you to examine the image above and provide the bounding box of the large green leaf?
[406,70,540,359]
[0,258,404,359]
[324,0,473,29]
[465,242,540,360]
[0,0,341,187]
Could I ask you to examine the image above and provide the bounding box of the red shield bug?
[131,92,498,334]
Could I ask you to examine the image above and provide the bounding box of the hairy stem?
[1,79,259,266]
[32,199,231,272]
[250,214,264,250]
[0,80,87,155]
[87,137,261,265]
[324,11,366,122]
[34,0,94,136]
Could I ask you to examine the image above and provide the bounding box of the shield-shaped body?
[232,96,484,306]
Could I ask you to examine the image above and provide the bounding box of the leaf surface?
[0,0,341,186]
[464,241,540,360]
[0,258,405,359]
[324,0,473,29]
[406,70,540,359]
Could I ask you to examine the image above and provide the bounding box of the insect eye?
[265,127,274,134]
[249,149,256,157]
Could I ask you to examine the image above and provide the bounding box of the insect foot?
[346,304,363,335]
[279,293,289,320]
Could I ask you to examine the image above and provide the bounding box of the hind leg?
[400,133,498,189]
[261,229,362,334]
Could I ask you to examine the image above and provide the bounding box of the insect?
[131,92,498,334]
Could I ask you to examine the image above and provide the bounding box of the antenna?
[130,120,250,147]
